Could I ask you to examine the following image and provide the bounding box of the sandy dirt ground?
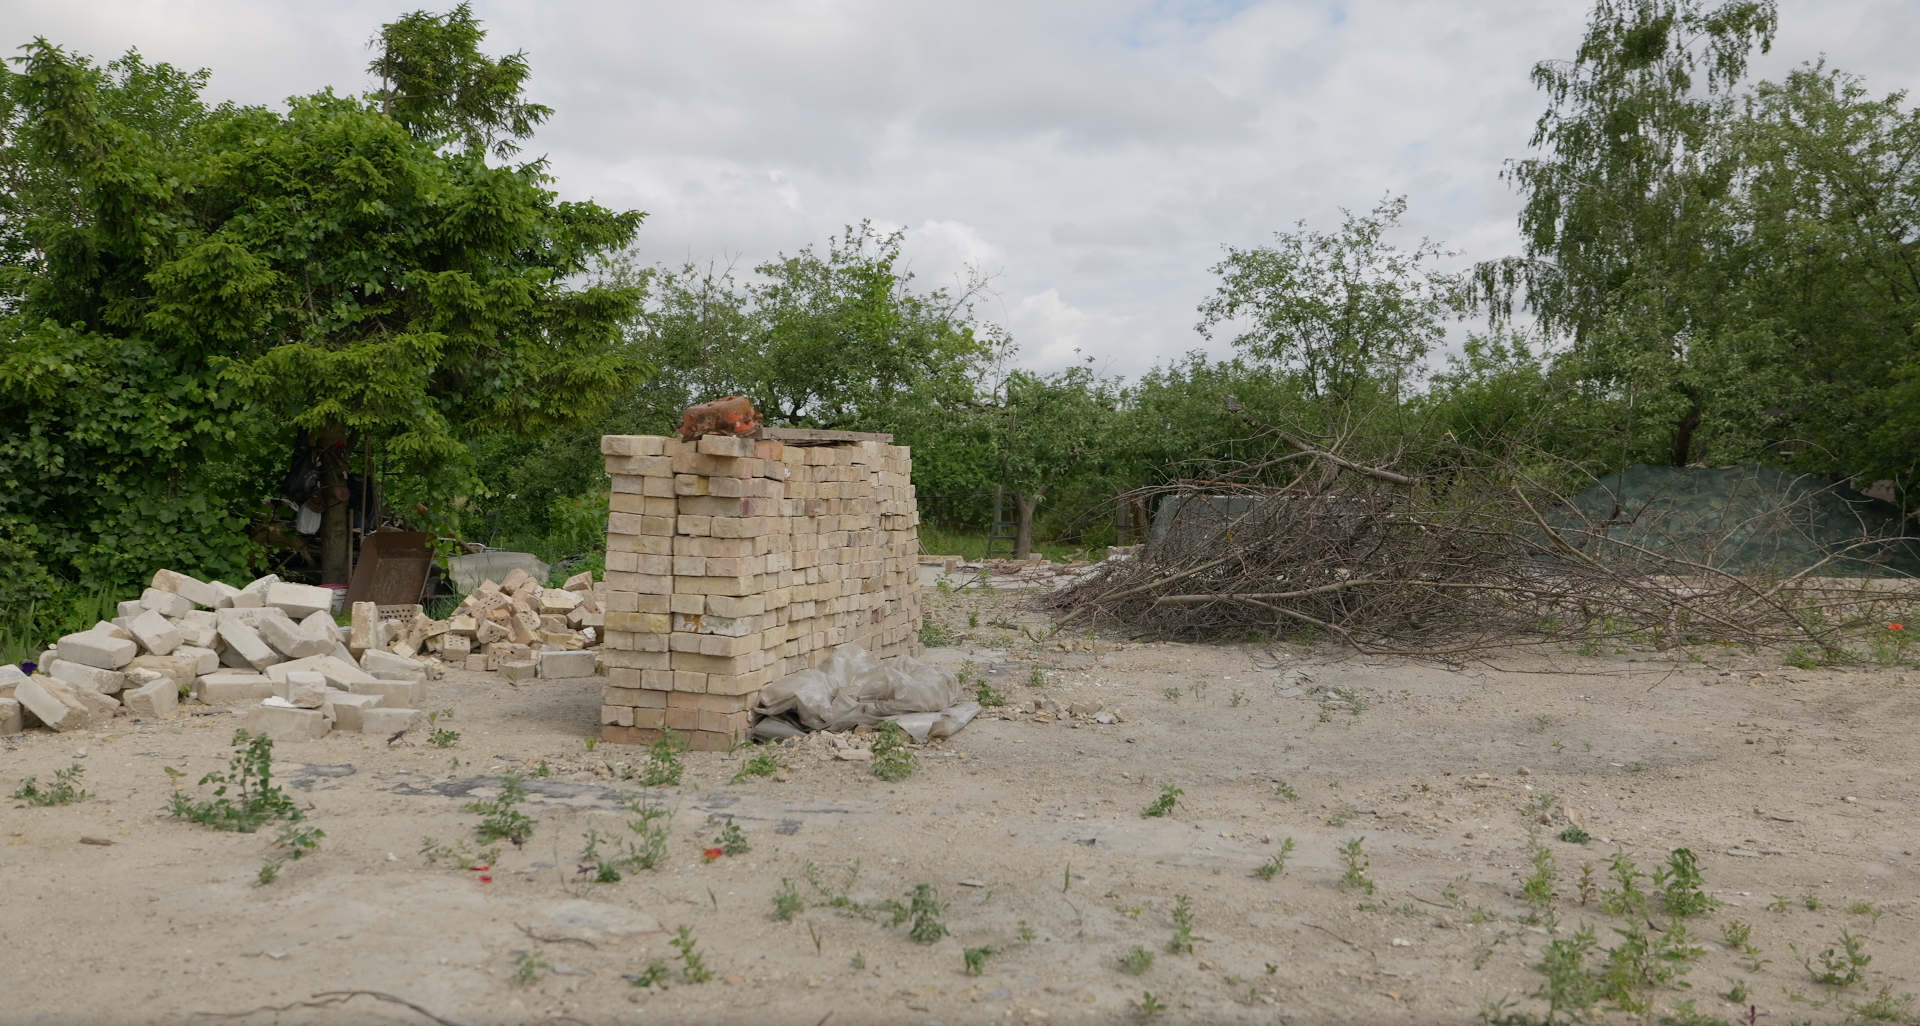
[3,582,1917,1026]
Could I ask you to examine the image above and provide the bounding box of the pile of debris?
[428,566,606,680]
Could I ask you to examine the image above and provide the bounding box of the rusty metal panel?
[345,531,436,606]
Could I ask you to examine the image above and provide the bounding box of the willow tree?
[0,8,648,588]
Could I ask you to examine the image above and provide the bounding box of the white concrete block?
[538,649,599,678]
[17,675,95,732]
[360,648,427,681]
[117,599,147,618]
[321,692,382,732]
[240,574,280,598]
[265,581,332,619]
[124,655,199,691]
[216,623,281,672]
[174,646,219,675]
[54,630,137,670]
[127,610,183,656]
[0,664,25,692]
[282,671,329,708]
[0,696,20,734]
[139,587,194,619]
[360,706,425,736]
[208,580,243,608]
[242,703,329,741]
[268,655,375,690]
[150,569,219,608]
[122,676,179,718]
[46,660,128,695]
[216,606,290,630]
[194,673,275,704]
[348,678,424,707]
[259,616,331,659]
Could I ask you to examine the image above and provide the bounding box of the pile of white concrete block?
[421,567,605,681]
[0,570,441,742]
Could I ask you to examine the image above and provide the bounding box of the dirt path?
[4,586,1917,1025]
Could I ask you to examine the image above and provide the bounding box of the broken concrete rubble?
[19,675,97,732]
[264,581,332,619]
[56,629,137,670]
[282,671,329,709]
[122,677,179,718]
[47,660,128,695]
[243,703,329,741]
[360,706,424,735]
[322,692,382,731]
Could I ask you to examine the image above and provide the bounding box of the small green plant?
[1166,895,1196,954]
[257,860,281,885]
[465,771,535,847]
[905,883,948,943]
[1522,838,1557,922]
[13,763,89,806]
[974,680,1008,708]
[1120,945,1155,975]
[534,760,550,777]
[1272,780,1299,801]
[1529,924,1602,1022]
[1800,890,1822,911]
[968,611,980,628]
[1797,929,1870,988]
[619,797,673,870]
[870,721,918,782]
[1577,862,1597,906]
[426,709,460,748]
[1724,978,1748,1003]
[920,620,953,647]
[1852,983,1915,1022]
[583,735,600,752]
[1255,837,1296,880]
[1558,826,1591,844]
[512,951,549,986]
[1784,647,1819,670]
[1600,851,1649,917]
[629,959,670,988]
[1845,898,1877,917]
[709,815,750,856]
[848,950,865,970]
[1339,838,1375,894]
[670,925,713,983]
[1027,666,1046,688]
[1326,806,1357,827]
[1163,686,1181,700]
[167,730,304,832]
[276,824,324,860]
[419,836,500,869]
[579,826,625,883]
[963,945,997,975]
[1140,991,1167,1014]
[1229,690,1245,707]
[773,879,804,921]
[1654,848,1714,918]
[637,730,685,786]
[729,747,781,783]
[1142,783,1182,818]
[1017,921,1036,943]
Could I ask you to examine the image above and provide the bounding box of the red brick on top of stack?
[596,432,923,751]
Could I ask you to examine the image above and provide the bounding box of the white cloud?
[8,0,1917,382]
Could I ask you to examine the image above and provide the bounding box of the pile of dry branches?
[1048,428,1918,658]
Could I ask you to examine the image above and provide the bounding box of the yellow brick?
[606,610,670,634]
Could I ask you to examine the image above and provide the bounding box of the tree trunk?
[1670,400,1703,467]
[317,428,356,583]
[1013,493,1041,560]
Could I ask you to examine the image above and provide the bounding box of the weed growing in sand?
[1797,929,1870,988]
[729,747,781,783]
[1599,851,1649,917]
[1338,838,1375,894]
[1120,946,1155,975]
[14,763,89,806]
[870,721,918,782]
[1272,780,1299,801]
[1027,666,1046,689]
[1255,838,1296,880]
[963,945,997,975]
[1558,826,1591,844]
[1140,992,1167,1014]
[512,951,548,986]
[419,837,500,869]
[168,730,303,833]
[1163,687,1181,701]
[709,815,750,856]
[1721,920,1769,972]
[1521,837,1557,924]
[1654,848,1715,918]
[1142,784,1182,818]
[905,884,949,943]
[579,826,626,883]
[628,959,670,988]
[465,772,535,847]
[773,880,804,921]
[426,709,459,748]
[619,797,673,871]
[633,730,685,787]
[670,925,713,982]
[1166,895,1197,954]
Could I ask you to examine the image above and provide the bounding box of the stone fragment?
[349,601,377,655]
[215,606,291,630]
[502,660,539,681]
[124,655,200,691]
[193,673,275,704]
[264,581,333,619]
[139,588,195,619]
[208,580,243,608]
[217,623,282,672]
[349,679,424,707]
[259,615,332,659]
[117,599,147,618]
[562,571,594,592]
[47,660,128,695]
[361,648,426,682]
[499,568,531,593]
[0,663,25,693]
[122,677,179,718]
[66,683,120,721]
[126,609,183,656]
[55,629,138,670]
[0,697,20,734]
[150,569,219,609]
[360,706,425,735]
[322,692,383,732]
[539,650,599,679]
[282,671,329,709]
[17,675,95,732]
[243,703,329,742]
[440,634,473,658]
[537,589,581,614]
[174,646,220,676]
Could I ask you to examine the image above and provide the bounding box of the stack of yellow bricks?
[597,431,924,750]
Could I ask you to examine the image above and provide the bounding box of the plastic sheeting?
[751,644,980,741]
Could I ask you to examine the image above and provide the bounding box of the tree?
[1472,0,1779,467]
[0,9,647,589]
[1198,196,1458,417]
[369,2,552,159]
[989,365,1121,558]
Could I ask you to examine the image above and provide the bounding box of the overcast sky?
[9,0,1920,378]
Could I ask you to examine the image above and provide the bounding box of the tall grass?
[0,585,126,667]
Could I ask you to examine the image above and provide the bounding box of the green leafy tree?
[369,2,553,158]
[0,9,648,595]
[989,365,1121,558]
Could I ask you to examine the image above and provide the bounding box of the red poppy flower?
[1890,623,1904,630]
[702,847,724,862]
[479,874,493,883]
[470,864,491,872]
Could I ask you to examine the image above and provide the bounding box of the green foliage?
[419,836,499,869]
[772,879,804,921]
[426,710,461,748]
[636,730,685,786]
[1523,839,1558,921]
[1140,991,1167,1014]
[257,861,281,885]
[669,925,713,983]
[464,771,534,847]
[1272,780,1300,801]
[709,815,750,856]
[276,824,324,861]
[918,620,953,647]
[729,747,781,783]
[167,731,303,832]
[904,884,949,944]
[14,763,89,806]
[368,2,552,159]
[1601,850,1650,917]
[1142,784,1182,818]
[1559,826,1592,844]
[870,721,917,782]
[511,951,548,986]
[1655,848,1715,918]
[1255,837,1297,880]
[629,959,670,988]
[1797,929,1870,988]
[962,945,997,976]
[1339,838,1375,894]
[1533,925,1604,1022]
[1166,895,1197,954]
[1120,945,1156,975]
